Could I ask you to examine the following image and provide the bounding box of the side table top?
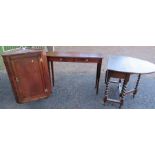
[46,51,104,59]
[107,55,155,74]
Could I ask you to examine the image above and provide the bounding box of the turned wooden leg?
[133,74,141,98]
[51,61,54,87]
[104,73,110,103]
[119,74,130,108]
[105,70,108,84]
[118,78,122,96]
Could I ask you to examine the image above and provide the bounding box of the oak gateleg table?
[104,55,155,108]
[46,51,104,94]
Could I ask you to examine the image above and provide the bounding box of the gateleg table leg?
[133,74,141,98]
[103,71,131,108]
[104,75,110,103]
[119,74,130,108]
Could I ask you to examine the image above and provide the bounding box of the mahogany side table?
[46,51,104,94]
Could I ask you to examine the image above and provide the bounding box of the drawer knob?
[86,59,88,62]
[31,59,34,63]
[60,58,63,61]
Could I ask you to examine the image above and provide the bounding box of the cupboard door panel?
[11,56,46,100]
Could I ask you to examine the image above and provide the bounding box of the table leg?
[118,79,122,96]
[104,72,110,103]
[96,61,102,94]
[51,61,54,87]
[95,63,99,88]
[48,61,52,87]
[133,74,141,98]
[119,74,130,108]
[105,70,108,84]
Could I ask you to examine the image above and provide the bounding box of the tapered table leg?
[133,74,141,98]
[96,60,102,94]
[51,61,54,87]
[48,61,52,87]
[95,63,99,88]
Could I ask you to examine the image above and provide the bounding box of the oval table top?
[107,55,155,74]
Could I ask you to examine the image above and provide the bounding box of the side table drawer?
[76,58,101,63]
[51,57,75,62]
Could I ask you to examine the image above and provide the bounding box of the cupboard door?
[11,54,48,102]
